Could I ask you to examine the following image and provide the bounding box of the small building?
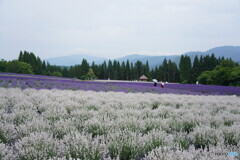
[139,75,148,81]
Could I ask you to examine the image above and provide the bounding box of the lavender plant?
[0,87,239,159]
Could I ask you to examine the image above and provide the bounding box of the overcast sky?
[1,0,240,60]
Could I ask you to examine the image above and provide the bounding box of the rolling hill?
[45,46,240,68]
[45,54,107,66]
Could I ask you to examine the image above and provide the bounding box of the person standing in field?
[161,81,164,88]
[153,79,158,87]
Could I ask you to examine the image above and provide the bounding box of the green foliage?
[210,121,219,128]
[175,103,181,109]
[80,59,90,77]
[175,137,190,150]
[51,71,62,77]
[182,121,196,133]
[6,50,237,85]
[198,59,239,86]
[224,132,238,146]
[13,114,28,126]
[0,59,7,72]
[86,68,97,80]
[7,60,33,74]
[181,80,188,84]
[108,137,164,160]
[87,105,98,111]
[197,71,212,85]
[119,145,133,160]
[168,121,182,132]
[69,147,101,160]
[0,130,7,143]
[87,125,105,138]
[142,125,155,134]
[152,59,179,83]
[179,55,191,83]
[168,121,197,133]
[229,66,240,86]
[194,133,218,150]
[144,138,164,156]
[179,54,221,84]
[223,120,234,126]
[151,102,159,109]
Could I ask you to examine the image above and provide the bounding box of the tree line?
[179,54,224,84]
[0,51,239,86]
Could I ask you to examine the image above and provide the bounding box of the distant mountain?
[117,46,240,68]
[116,55,180,68]
[116,54,148,62]
[184,46,240,62]
[45,54,107,66]
[45,46,240,67]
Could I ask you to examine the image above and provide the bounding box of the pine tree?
[126,60,131,80]
[130,62,135,80]
[121,61,126,80]
[18,51,23,61]
[179,55,192,83]
[162,58,168,82]
[80,59,89,78]
[144,61,150,80]
[107,60,113,79]
[191,55,200,83]
[135,61,142,80]
[113,60,118,80]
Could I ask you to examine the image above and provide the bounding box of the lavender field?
[0,73,240,160]
[0,88,240,160]
[0,73,240,95]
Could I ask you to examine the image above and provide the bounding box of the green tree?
[179,55,191,83]
[51,71,63,77]
[62,67,69,77]
[125,60,131,80]
[120,61,126,80]
[113,60,119,80]
[0,59,7,72]
[229,66,240,86]
[191,55,200,83]
[18,51,23,61]
[99,61,107,79]
[162,58,168,81]
[135,61,143,79]
[81,59,89,75]
[198,59,239,86]
[7,60,33,74]
[86,68,97,80]
[197,71,213,85]
[107,60,113,79]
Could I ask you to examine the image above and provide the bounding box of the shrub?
[193,133,218,150]
[151,102,159,110]
[224,132,238,146]
[0,130,7,143]
[175,137,190,150]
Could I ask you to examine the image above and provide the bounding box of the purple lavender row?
[0,76,202,95]
[1,75,240,95]
[0,72,74,80]
[107,81,240,95]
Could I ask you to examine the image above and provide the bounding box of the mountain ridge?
[45,46,240,67]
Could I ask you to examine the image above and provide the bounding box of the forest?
[0,51,239,86]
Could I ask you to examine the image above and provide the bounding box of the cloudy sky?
[0,0,240,60]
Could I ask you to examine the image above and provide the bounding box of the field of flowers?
[1,73,240,95]
[0,87,240,160]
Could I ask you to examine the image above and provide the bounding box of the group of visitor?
[153,80,164,88]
